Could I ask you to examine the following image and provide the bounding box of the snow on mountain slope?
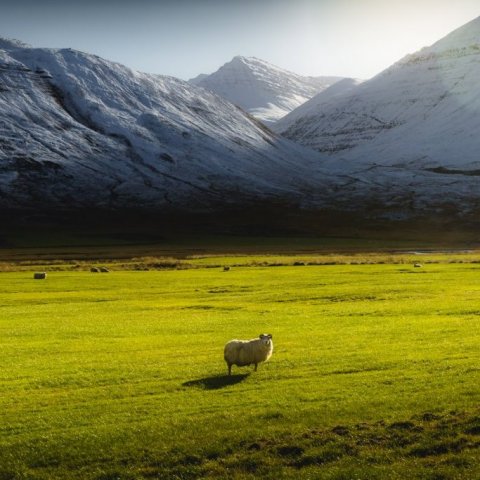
[273,78,364,133]
[190,56,343,125]
[0,40,327,212]
[271,16,480,217]
[3,20,480,222]
[278,16,480,173]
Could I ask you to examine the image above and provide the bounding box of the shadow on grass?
[183,373,249,390]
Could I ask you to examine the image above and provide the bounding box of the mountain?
[0,39,327,215]
[189,56,344,125]
[273,78,364,133]
[277,17,480,167]
[272,16,480,218]
[3,17,480,229]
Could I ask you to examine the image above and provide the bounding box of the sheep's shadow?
[182,373,249,390]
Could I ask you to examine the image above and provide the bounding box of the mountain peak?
[231,55,250,63]
[278,14,480,170]
[189,56,344,124]
[224,55,258,70]
[230,55,270,66]
[223,55,275,72]
[228,56,295,77]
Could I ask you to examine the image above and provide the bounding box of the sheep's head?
[259,333,272,347]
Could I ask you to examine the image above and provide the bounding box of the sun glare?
[283,0,480,78]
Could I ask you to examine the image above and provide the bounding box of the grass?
[0,259,479,479]
[4,250,480,273]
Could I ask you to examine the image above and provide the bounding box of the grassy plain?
[0,250,479,479]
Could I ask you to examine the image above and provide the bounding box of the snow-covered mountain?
[273,78,364,134]
[277,16,480,172]
[0,39,328,213]
[3,16,480,225]
[190,56,343,125]
[270,16,480,218]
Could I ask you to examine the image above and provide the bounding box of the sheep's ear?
[259,334,264,339]
[268,334,272,339]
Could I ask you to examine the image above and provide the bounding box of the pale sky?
[0,0,479,80]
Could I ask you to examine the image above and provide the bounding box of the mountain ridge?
[189,56,344,125]
[0,40,328,213]
[277,15,480,170]
[2,16,480,228]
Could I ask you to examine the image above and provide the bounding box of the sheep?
[224,334,273,376]
[33,272,47,280]
[414,263,423,268]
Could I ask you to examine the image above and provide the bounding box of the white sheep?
[224,334,273,375]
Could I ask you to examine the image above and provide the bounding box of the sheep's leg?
[228,363,232,376]
[254,363,258,372]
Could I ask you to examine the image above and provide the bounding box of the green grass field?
[1,258,479,479]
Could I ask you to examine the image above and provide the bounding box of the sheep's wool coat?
[224,337,273,367]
